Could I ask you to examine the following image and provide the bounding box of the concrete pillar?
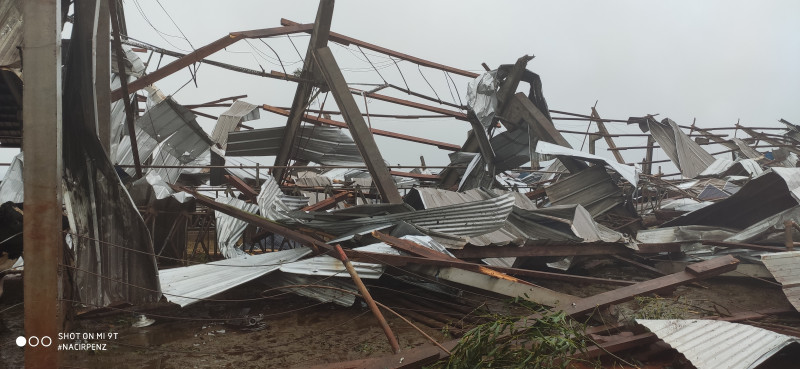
[22,0,63,367]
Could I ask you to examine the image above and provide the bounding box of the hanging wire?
[417,64,442,104]
[356,45,387,84]
[287,34,305,64]
[442,70,459,106]
[445,72,465,107]
[259,39,288,77]
[390,57,411,91]
[131,0,190,52]
[155,0,195,50]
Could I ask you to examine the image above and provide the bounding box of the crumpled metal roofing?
[0,152,23,203]
[257,176,291,221]
[267,273,357,307]
[291,193,515,239]
[466,70,499,128]
[699,158,763,178]
[226,124,364,165]
[663,168,800,229]
[535,141,639,186]
[545,165,624,217]
[210,100,260,151]
[637,319,800,369]
[115,125,159,177]
[725,205,800,244]
[761,251,800,312]
[279,243,401,279]
[159,247,311,307]
[643,118,715,178]
[215,197,260,259]
[636,225,738,252]
[731,138,764,160]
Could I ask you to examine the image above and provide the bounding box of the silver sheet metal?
[257,176,291,221]
[545,165,623,217]
[644,118,715,178]
[292,193,515,239]
[699,158,763,178]
[227,124,363,165]
[279,243,401,279]
[0,152,23,203]
[637,319,800,369]
[215,197,260,259]
[761,251,800,312]
[466,71,499,128]
[663,168,800,229]
[149,148,185,184]
[159,247,311,307]
[637,226,738,253]
[725,206,800,244]
[731,138,764,160]
[267,273,357,307]
[535,141,639,186]
[115,125,159,177]
[278,195,310,211]
[210,100,260,151]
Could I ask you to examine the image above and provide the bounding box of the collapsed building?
[2,1,800,368]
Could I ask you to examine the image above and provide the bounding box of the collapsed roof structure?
[3,1,800,368]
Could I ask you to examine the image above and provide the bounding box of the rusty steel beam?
[591,107,625,164]
[281,18,478,78]
[352,87,468,120]
[314,46,403,204]
[272,1,334,183]
[388,170,440,180]
[301,191,350,211]
[223,174,258,201]
[110,24,313,101]
[262,104,461,151]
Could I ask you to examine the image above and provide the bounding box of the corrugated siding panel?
[227,124,363,165]
[215,197,260,259]
[159,247,311,307]
[546,165,623,217]
[210,100,259,150]
[638,319,800,369]
[0,0,23,67]
[0,152,23,203]
[762,251,800,312]
[647,118,715,178]
[280,243,400,279]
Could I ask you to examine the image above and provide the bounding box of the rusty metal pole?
[785,220,795,251]
[22,0,63,367]
[334,244,401,354]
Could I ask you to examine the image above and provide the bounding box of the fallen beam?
[224,174,257,201]
[262,104,461,151]
[111,24,313,101]
[450,243,632,259]
[301,191,350,212]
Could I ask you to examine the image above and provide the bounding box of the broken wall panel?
[227,125,364,165]
[644,118,715,178]
[215,197,260,259]
[545,165,624,217]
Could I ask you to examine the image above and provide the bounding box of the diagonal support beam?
[314,46,403,204]
[272,0,335,183]
[591,107,625,164]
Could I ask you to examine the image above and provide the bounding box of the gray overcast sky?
[4,1,798,176]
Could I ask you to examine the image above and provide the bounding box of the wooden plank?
[313,46,403,204]
[371,231,455,261]
[272,1,334,182]
[702,240,785,253]
[451,243,631,259]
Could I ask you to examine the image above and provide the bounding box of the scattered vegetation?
[428,298,599,369]
[632,296,690,320]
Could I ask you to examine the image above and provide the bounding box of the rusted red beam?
[224,174,258,201]
[262,104,461,151]
[281,18,479,78]
[301,191,350,212]
[352,88,468,121]
[111,24,313,101]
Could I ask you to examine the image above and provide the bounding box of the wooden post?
[591,107,625,164]
[644,135,655,175]
[313,46,403,203]
[23,0,63,366]
[785,220,794,251]
[334,245,401,354]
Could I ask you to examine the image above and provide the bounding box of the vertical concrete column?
[22,0,63,367]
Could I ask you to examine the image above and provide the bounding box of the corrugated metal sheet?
[267,273,357,307]
[279,243,400,279]
[149,148,185,184]
[546,165,623,217]
[257,176,291,221]
[636,225,738,250]
[210,100,260,151]
[699,158,763,178]
[114,125,159,177]
[227,124,363,165]
[159,247,311,307]
[278,195,310,210]
[215,197,260,259]
[292,193,515,239]
[0,0,22,67]
[0,152,23,203]
[761,251,800,312]
[726,206,800,244]
[663,168,800,229]
[535,141,639,186]
[637,319,800,369]
[644,118,715,178]
[731,138,764,160]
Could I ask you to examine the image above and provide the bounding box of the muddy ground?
[1,260,797,369]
